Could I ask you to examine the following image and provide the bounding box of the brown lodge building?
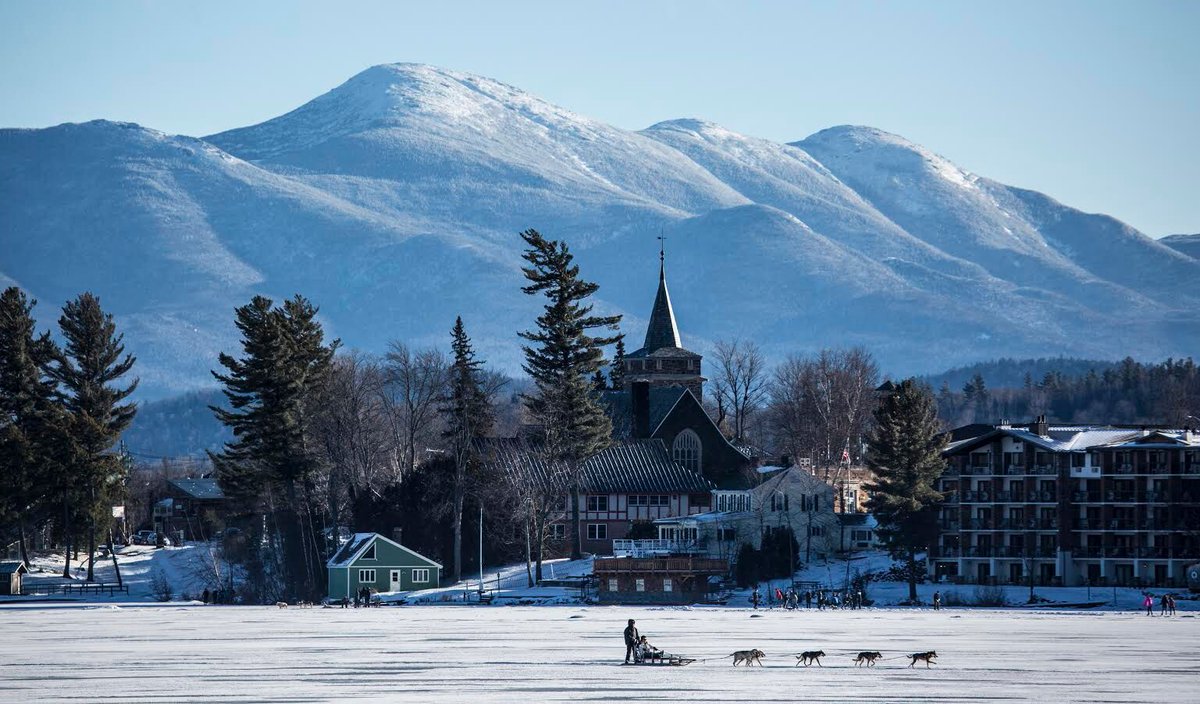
[933,417,1200,588]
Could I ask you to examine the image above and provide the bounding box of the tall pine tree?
[0,288,65,565]
[49,293,138,582]
[864,378,947,602]
[440,317,494,584]
[609,338,626,391]
[209,295,337,600]
[517,229,622,559]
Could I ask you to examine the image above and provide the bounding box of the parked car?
[131,530,173,547]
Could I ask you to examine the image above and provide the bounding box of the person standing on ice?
[933,591,941,611]
[623,619,640,664]
[751,587,761,609]
[1143,593,1154,615]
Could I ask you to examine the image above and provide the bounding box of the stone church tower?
[622,249,704,398]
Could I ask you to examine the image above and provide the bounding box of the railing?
[1077,546,1103,558]
[611,539,705,558]
[1074,518,1103,530]
[930,547,961,558]
[1105,491,1136,502]
[938,521,961,530]
[1073,491,1102,502]
[1031,465,1057,475]
[1025,491,1057,502]
[1004,465,1026,475]
[21,582,130,597]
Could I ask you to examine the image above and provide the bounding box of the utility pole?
[478,505,484,598]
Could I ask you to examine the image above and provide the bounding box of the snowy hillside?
[1160,233,1200,261]
[2,63,1197,397]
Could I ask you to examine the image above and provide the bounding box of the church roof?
[642,260,682,353]
[475,437,713,494]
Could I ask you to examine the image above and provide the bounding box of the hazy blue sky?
[2,0,1197,236]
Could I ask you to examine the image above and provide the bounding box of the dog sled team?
[622,618,937,669]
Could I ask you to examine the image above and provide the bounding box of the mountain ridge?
[2,62,1196,398]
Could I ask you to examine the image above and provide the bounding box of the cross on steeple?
[658,233,667,266]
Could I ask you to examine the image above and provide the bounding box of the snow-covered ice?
[2,603,1195,703]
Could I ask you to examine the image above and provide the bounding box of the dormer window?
[362,543,376,560]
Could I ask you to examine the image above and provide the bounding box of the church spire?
[643,235,681,352]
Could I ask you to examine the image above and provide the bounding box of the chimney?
[392,527,403,545]
[1030,415,1048,437]
[632,381,651,439]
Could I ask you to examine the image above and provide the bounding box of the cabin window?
[587,524,608,540]
[672,429,702,473]
[358,569,376,583]
[635,578,645,592]
[411,569,430,583]
[608,578,618,592]
[362,544,376,560]
[649,495,669,507]
[549,524,566,539]
[587,495,609,512]
[629,495,647,506]
[663,578,673,592]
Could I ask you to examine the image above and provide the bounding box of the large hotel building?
[932,418,1200,587]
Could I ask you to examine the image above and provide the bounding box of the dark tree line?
[0,287,138,581]
[937,357,1200,427]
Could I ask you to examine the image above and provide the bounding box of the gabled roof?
[0,560,28,576]
[168,478,225,500]
[477,437,714,494]
[326,532,442,569]
[602,386,689,437]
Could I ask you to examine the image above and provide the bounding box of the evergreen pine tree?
[49,293,138,581]
[441,316,494,584]
[864,378,947,602]
[517,229,622,559]
[0,288,65,565]
[609,338,626,390]
[209,295,337,600]
[591,370,608,391]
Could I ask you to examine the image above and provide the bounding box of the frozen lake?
[2,604,1196,702]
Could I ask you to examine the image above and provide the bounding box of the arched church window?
[672,429,702,474]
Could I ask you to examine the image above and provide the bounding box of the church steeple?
[643,237,681,352]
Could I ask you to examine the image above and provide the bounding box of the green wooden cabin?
[327,533,442,601]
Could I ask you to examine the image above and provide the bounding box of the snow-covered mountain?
[1161,234,1200,261]
[2,63,1196,398]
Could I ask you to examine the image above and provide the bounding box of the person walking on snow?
[623,619,640,664]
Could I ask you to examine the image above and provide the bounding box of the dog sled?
[630,651,695,666]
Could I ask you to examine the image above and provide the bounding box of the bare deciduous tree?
[711,338,769,443]
[767,348,878,488]
[312,354,396,529]
[382,343,448,477]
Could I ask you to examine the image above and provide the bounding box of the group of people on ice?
[750,585,867,610]
[1143,592,1178,616]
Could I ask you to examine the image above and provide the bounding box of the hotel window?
[586,495,609,512]
[672,429,702,473]
[649,495,669,507]
[587,524,608,540]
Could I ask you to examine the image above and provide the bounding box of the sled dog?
[796,651,825,667]
[729,649,765,666]
[853,651,883,667]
